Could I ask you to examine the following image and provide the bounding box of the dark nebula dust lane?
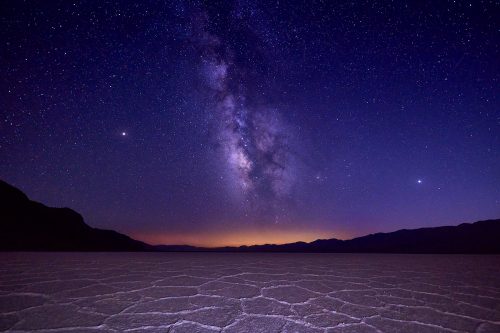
[0,0,498,245]
[191,9,299,220]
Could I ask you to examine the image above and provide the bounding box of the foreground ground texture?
[0,253,499,333]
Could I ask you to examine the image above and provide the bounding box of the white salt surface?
[0,253,499,332]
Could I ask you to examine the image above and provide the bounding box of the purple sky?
[1,0,498,246]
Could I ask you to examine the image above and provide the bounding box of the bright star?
[417,179,423,184]
[121,132,127,136]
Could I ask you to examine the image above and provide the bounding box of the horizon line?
[141,218,498,249]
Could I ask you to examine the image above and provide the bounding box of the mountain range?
[0,180,151,251]
[1,179,499,253]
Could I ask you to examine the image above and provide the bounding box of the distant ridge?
[194,219,500,254]
[1,179,499,253]
[0,180,151,251]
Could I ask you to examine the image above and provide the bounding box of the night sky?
[1,0,498,246]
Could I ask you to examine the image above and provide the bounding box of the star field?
[1,0,498,246]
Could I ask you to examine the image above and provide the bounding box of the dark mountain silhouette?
[0,180,151,251]
[199,219,500,254]
[1,179,499,253]
[154,219,500,254]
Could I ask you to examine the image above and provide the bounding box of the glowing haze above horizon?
[1,1,499,247]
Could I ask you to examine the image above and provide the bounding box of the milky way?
[191,11,296,219]
[1,0,498,243]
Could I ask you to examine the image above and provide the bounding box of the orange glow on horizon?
[132,228,351,248]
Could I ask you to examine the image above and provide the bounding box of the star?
[121,132,127,136]
[417,179,423,184]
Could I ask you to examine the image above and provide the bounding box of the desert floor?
[0,253,499,332]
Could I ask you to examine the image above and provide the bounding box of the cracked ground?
[0,253,499,332]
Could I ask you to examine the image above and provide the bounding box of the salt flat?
[0,253,499,333]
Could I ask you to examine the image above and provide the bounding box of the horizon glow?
[1,1,498,246]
